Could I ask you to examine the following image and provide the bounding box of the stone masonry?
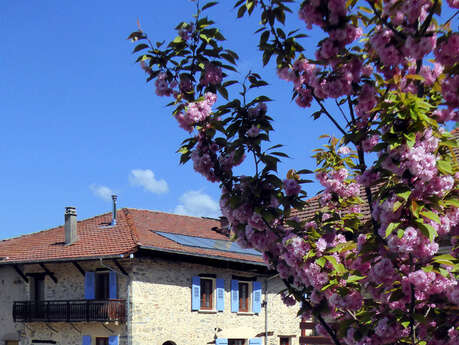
[0,257,300,345]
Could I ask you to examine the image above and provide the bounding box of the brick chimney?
[64,206,78,245]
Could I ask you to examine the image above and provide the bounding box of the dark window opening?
[163,341,177,345]
[229,339,246,345]
[239,282,249,312]
[95,272,109,300]
[96,337,109,345]
[32,276,45,301]
[200,278,213,310]
[280,337,290,345]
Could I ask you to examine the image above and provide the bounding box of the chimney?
[64,206,78,245]
[111,195,117,226]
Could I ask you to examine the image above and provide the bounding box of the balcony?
[13,299,126,323]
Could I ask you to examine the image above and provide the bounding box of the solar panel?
[154,231,262,257]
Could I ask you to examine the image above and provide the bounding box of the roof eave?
[138,244,267,267]
[0,252,136,266]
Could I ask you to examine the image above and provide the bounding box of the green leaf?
[420,210,441,224]
[324,256,346,274]
[202,1,218,10]
[385,222,400,238]
[416,221,438,242]
[393,201,403,212]
[347,275,365,283]
[237,5,246,17]
[172,36,183,44]
[133,43,149,53]
[437,159,453,174]
[316,257,326,268]
[397,190,411,201]
[444,199,459,208]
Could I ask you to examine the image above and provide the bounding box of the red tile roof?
[292,128,458,222]
[0,209,263,266]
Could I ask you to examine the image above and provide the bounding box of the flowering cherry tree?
[129,0,459,344]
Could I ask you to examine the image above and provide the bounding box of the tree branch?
[313,95,347,136]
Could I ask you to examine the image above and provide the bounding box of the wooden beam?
[13,265,28,283]
[39,263,57,283]
[300,336,333,345]
[72,261,85,277]
[113,259,128,276]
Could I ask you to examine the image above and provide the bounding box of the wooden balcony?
[13,299,126,323]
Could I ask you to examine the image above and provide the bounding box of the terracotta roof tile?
[293,129,458,222]
[0,208,263,265]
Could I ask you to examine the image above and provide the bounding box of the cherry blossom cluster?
[175,92,217,132]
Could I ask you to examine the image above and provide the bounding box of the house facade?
[0,207,300,345]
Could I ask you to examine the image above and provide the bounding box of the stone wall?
[15,260,131,345]
[0,265,27,345]
[1,257,301,345]
[130,257,300,345]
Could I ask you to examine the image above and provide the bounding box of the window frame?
[238,280,252,313]
[200,277,215,310]
[95,271,110,300]
[95,337,109,345]
[229,339,246,345]
[279,337,291,345]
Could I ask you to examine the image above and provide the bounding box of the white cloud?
[90,184,115,201]
[129,169,168,194]
[174,190,220,218]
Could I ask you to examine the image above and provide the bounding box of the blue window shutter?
[252,281,262,313]
[84,272,95,300]
[108,336,119,345]
[216,339,228,345]
[82,335,91,345]
[109,271,118,299]
[249,338,262,345]
[192,276,201,310]
[231,279,239,312]
[216,278,224,311]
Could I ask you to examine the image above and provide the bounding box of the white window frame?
[199,277,216,312]
[238,280,252,313]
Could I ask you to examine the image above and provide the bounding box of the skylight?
[153,231,262,257]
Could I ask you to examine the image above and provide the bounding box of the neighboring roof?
[293,128,459,222]
[0,208,263,266]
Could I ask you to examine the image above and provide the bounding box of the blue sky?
[2,1,454,240]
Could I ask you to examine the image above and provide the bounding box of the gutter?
[0,252,136,266]
[138,245,268,267]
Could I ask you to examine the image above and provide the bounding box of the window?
[280,338,290,345]
[200,278,214,310]
[231,279,262,313]
[229,340,246,345]
[96,338,109,345]
[238,282,250,312]
[191,276,224,311]
[95,272,109,300]
[31,275,45,301]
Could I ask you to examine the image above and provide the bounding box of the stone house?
[0,204,300,345]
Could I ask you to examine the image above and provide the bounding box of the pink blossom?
[435,34,459,67]
[200,63,222,86]
[283,179,301,196]
[338,146,351,155]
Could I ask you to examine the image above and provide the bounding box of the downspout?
[265,274,279,345]
[265,278,268,345]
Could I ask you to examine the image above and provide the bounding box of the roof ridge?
[0,211,113,243]
[124,207,221,221]
[122,208,140,246]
